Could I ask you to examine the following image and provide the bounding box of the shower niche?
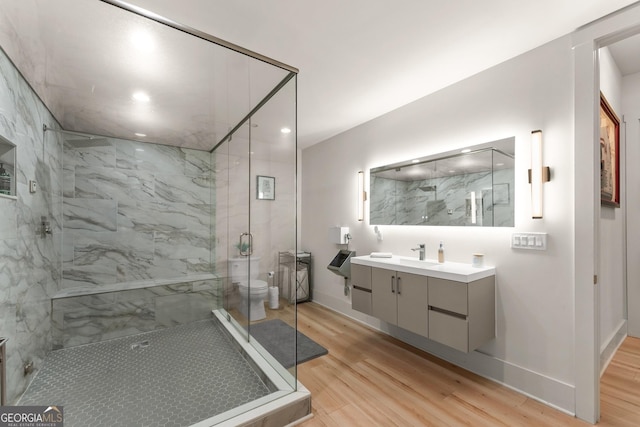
[0,135,16,199]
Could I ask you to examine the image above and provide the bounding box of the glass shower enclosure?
[0,0,302,424]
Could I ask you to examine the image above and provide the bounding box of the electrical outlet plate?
[511,232,547,251]
[29,180,37,193]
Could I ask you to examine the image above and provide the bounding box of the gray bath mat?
[249,319,328,368]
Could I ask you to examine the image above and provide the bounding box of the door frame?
[573,4,640,422]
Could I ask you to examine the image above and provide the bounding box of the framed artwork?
[600,92,620,207]
[256,175,275,200]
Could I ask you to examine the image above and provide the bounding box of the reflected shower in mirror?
[370,137,515,226]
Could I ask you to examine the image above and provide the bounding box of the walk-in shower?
[0,0,305,425]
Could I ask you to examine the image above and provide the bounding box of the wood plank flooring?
[294,302,640,426]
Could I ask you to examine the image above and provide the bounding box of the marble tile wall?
[0,47,64,404]
[62,137,214,287]
[371,168,514,226]
[51,277,222,348]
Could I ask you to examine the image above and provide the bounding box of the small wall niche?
[0,134,17,199]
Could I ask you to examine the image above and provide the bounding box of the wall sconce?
[357,170,367,221]
[529,130,551,219]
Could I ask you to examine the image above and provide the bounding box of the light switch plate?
[29,180,37,193]
[511,232,547,250]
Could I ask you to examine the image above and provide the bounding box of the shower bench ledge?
[51,273,219,300]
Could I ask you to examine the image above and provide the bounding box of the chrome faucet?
[411,243,426,260]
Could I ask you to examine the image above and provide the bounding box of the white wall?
[623,71,640,337]
[302,35,578,412]
[598,47,627,369]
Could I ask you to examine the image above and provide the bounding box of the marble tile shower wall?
[0,48,64,404]
[62,138,213,287]
[51,279,221,348]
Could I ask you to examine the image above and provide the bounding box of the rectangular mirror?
[370,137,514,226]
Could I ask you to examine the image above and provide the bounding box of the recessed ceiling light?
[461,148,471,153]
[135,148,144,152]
[135,133,147,137]
[131,31,154,52]
[496,162,504,166]
[449,170,456,173]
[280,127,292,134]
[411,159,420,163]
[132,91,150,102]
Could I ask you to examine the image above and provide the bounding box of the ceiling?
[607,32,640,75]
[1,0,639,151]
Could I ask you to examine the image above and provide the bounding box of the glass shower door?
[213,72,297,389]
[247,75,298,387]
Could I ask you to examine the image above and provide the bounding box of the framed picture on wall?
[256,175,275,200]
[600,92,620,207]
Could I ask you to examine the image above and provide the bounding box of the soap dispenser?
[438,241,445,263]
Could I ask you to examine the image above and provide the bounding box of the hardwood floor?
[599,337,640,426]
[294,302,640,426]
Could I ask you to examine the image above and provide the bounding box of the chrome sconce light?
[357,171,367,221]
[529,130,551,219]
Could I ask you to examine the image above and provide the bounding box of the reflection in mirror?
[370,137,515,226]
[0,135,16,198]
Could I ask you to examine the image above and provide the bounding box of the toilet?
[228,256,269,321]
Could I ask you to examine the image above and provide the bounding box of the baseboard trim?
[600,319,627,376]
[312,291,575,415]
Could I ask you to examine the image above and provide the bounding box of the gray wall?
[0,47,64,404]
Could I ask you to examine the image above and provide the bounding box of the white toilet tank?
[228,256,261,283]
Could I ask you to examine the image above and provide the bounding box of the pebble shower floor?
[19,319,272,426]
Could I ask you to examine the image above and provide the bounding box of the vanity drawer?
[351,264,372,290]
[428,309,468,353]
[428,277,468,315]
[352,287,372,315]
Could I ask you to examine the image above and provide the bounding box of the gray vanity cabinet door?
[427,275,496,353]
[351,264,372,315]
[428,277,469,352]
[371,267,397,325]
[396,272,428,336]
[428,310,469,352]
[428,278,468,314]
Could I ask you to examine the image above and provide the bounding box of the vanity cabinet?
[371,267,428,337]
[351,264,372,315]
[350,256,495,354]
[428,276,495,353]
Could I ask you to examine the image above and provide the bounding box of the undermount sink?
[398,258,439,268]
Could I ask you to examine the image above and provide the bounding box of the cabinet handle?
[397,276,401,295]
[391,275,395,293]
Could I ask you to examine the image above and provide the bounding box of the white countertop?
[351,255,495,282]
